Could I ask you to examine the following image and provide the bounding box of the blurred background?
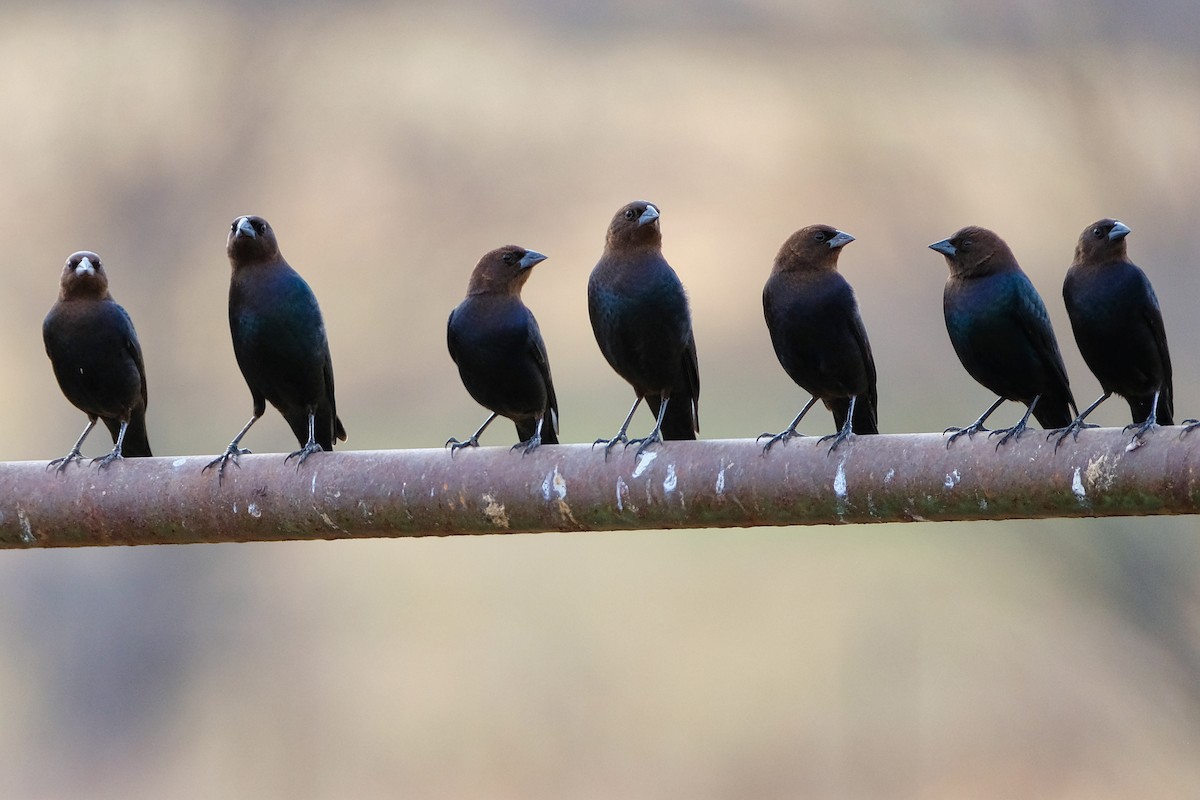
[2,1,1200,796]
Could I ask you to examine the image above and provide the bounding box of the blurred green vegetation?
[1,3,1200,797]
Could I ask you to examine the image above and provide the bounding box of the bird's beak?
[75,256,95,276]
[638,204,660,226]
[828,230,855,249]
[519,250,548,270]
[1108,221,1131,241]
[929,239,957,257]
[235,217,256,238]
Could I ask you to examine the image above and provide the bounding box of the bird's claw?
[817,430,854,454]
[757,429,800,455]
[203,446,250,484]
[511,436,542,456]
[592,433,628,461]
[445,436,479,456]
[943,424,986,448]
[1122,419,1158,445]
[626,432,663,458]
[285,440,324,468]
[1181,420,1200,438]
[1049,419,1098,451]
[988,423,1027,450]
[47,450,85,475]
[91,451,124,470]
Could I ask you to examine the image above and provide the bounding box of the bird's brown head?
[227,215,282,267]
[1073,218,1130,267]
[58,251,110,301]
[605,201,663,251]
[466,245,548,296]
[928,226,1016,278]
[773,224,855,275]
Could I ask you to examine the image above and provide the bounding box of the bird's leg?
[1123,390,1162,445]
[1051,392,1109,450]
[203,414,260,483]
[757,396,819,454]
[944,396,1006,447]
[286,412,325,467]
[627,394,670,457]
[92,420,129,470]
[49,418,98,474]
[593,396,643,455]
[512,416,546,456]
[989,396,1039,449]
[447,412,498,455]
[818,396,858,454]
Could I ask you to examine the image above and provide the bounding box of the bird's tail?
[648,391,698,441]
[105,411,152,457]
[830,392,879,435]
[1031,388,1077,430]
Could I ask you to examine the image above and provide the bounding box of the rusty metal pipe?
[1,428,1198,548]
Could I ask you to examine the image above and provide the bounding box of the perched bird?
[447,245,559,453]
[205,215,345,481]
[588,201,699,455]
[760,225,878,453]
[930,226,1076,447]
[1059,219,1172,447]
[43,251,152,471]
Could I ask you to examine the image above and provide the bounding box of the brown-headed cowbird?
[43,251,152,471]
[760,225,878,453]
[588,201,699,456]
[1059,219,1172,448]
[930,226,1076,447]
[204,215,345,481]
[447,245,558,453]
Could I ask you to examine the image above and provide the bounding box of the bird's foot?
[1123,418,1158,441]
[285,439,324,468]
[511,434,542,456]
[91,449,124,470]
[757,429,801,455]
[47,449,85,475]
[592,432,628,461]
[817,429,855,454]
[1049,418,1099,451]
[943,423,987,448]
[626,430,663,458]
[203,445,251,484]
[1182,419,1200,437]
[988,421,1028,449]
[445,435,480,456]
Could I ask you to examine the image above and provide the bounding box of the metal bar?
[1,428,1198,548]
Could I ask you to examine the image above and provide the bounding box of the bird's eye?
[1093,227,1104,239]
[814,231,826,242]
[230,222,237,232]
[624,209,635,220]
[961,239,973,249]
[502,253,515,265]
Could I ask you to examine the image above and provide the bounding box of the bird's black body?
[43,251,151,470]
[761,225,877,452]
[931,226,1076,446]
[206,215,344,479]
[588,201,699,453]
[447,246,558,452]
[1062,219,1172,443]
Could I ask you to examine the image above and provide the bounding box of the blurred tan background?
[2,2,1200,797]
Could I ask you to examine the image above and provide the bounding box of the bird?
[43,251,152,472]
[929,226,1077,447]
[587,200,699,456]
[1058,219,1172,448]
[759,225,878,454]
[205,215,345,481]
[446,245,559,454]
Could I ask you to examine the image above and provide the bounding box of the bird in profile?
[588,200,699,456]
[205,215,345,482]
[930,226,1076,448]
[43,251,152,472]
[760,225,878,453]
[447,245,559,454]
[1059,219,1172,448]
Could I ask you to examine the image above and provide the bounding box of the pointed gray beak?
[236,217,256,238]
[1108,220,1131,240]
[638,204,660,226]
[828,230,855,249]
[75,256,95,276]
[519,250,548,270]
[929,239,957,257]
